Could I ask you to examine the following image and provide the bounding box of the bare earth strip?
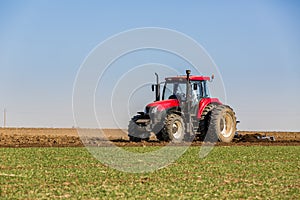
[0,128,299,147]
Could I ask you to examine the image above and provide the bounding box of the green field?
[0,146,299,199]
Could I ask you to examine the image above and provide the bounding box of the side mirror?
[151,84,155,92]
[193,83,198,90]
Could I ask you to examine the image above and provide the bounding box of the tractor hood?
[146,99,179,111]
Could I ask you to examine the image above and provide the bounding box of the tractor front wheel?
[162,114,185,143]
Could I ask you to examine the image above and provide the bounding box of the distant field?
[0,146,299,199]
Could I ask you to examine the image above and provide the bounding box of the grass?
[0,146,299,199]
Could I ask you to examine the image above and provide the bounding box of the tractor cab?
[146,74,213,116]
[162,76,211,102]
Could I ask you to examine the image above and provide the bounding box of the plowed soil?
[0,128,299,147]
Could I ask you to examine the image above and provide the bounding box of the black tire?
[207,105,236,143]
[160,114,185,143]
[156,131,167,141]
[199,104,217,136]
[128,115,150,142]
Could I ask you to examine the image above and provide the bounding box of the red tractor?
[128,70,237,143]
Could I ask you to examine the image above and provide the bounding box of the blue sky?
[0,0,300,130]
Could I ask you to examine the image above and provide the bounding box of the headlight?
[150,106,158,114]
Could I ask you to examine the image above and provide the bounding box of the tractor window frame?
[162,81,188,100]
[201,81,210,97]
[162,80,210,100]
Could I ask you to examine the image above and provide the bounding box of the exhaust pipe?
[185,69,192,134]
[186,69,191,82]
[154,73,160,101]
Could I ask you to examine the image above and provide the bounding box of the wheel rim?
[172,121,183,139]
[220,113,234,138]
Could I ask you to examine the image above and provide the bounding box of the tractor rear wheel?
[208,105,236,143]
[199,104,217,136]
[128,115,150,142]
[161,113,185,143]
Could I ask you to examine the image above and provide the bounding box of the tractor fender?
[197,98,222,118]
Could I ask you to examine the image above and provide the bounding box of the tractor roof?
[165,76,210,82]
